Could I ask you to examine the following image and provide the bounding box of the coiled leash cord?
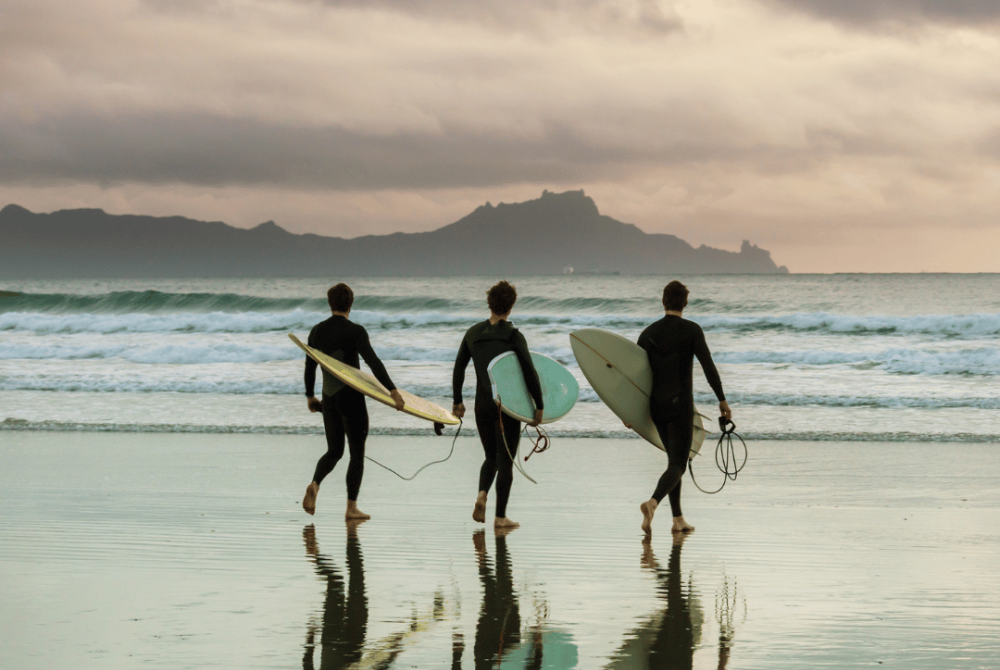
[689,417,747,494]
[365,419,463,481]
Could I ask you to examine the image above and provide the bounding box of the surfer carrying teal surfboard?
[301,283,405,519]
[452,281,544,530]
[637,281,732,536]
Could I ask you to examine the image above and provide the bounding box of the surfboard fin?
[433,422,444,436]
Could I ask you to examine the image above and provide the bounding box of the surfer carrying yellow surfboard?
[452,281,544,530]
[637,281,732,536]
[301,283,405,519]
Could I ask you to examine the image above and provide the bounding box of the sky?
[2,0,999,272]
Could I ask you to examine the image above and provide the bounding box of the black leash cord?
[365,419,463,481]
[522,424,550,461]
[689,417,747,494]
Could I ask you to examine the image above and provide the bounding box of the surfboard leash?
[689,417,747,494]
[364,419,464,481]
[522,424,550,461]
[495,397,538,484]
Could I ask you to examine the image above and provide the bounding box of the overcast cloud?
[2,0,1000,271]
[761,0,1000,29]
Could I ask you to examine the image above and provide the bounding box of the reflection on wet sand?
[302,526,577,668]
[472,529,521,668]
[465,530,577,669]
[303,522,368,670]
[609,534,735,669]
[303,523,452,669]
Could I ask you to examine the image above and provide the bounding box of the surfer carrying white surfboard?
[301,283,405,519]
[636,281,732,536]
[452,281,544,530]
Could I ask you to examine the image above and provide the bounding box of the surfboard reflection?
[608,534,734,670]
[468,529,578,669]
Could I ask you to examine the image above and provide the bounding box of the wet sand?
[1,432,999,669]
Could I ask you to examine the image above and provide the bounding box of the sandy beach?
[1,431,998,669]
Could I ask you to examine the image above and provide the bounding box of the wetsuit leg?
[314,389,368,499]
[493,412,520,519]
[335,389,369,501]
[650,412,693,518]
[474,397,498,494]
[314,392,347,485]
[474,395,520,518]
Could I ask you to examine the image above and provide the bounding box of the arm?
[452,336,471,417]
[356,327,396,391]
[512,330,544,413]
[356,326,404,410]
[693,326,732,419]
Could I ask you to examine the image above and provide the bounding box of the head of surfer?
[662,280,688,315]
[487,280,517,321]
[327,283,354,317]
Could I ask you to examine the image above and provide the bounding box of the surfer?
[452,280,544,530]
[636,280,731,536]
[302,283,405,518]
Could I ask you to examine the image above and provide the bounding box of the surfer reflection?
[607,535,698,669]
[301,282,405,519]
[472,529,521,668]
[302,522,368,670]
[453,280,544,529]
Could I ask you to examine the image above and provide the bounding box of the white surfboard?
[487,351,579,424]
[569,328,708,457]
[289,333,459,425]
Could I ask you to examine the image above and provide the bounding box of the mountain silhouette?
[0,190,787,278]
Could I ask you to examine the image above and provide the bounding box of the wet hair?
[327,283,354,313]
[662,280,689,311]
[486,280,517,316]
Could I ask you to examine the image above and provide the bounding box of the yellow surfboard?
[288,333,459,425]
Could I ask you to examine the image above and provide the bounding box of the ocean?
[3,274,999,443]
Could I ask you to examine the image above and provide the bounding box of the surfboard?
[569,328,708,457]
[486,351,579,424]
[288,333,459,425]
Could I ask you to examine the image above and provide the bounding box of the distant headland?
[0,190,788,277]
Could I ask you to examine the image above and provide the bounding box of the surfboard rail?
[569,328,708,457]
[288,333,459,425]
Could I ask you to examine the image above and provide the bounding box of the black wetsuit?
[453,319,543,519]
[304,315,396,500]
[637,315,725,517]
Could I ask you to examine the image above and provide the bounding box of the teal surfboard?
[487,351,579,424]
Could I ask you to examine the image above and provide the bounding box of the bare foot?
[345,500,371,521]
[473,491,487,523]
[494,517,520,530]
[302,482,319,515]
[640,499,658,536]
[671,515,695,533]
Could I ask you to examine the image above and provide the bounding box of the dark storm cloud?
[0,112,750,189]
[761,0,1000,29]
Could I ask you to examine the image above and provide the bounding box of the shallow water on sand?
[2,433,999,669]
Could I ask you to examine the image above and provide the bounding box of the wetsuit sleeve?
[693,326,726,401]
[356,326,396,391]
[452,335,471,405]
[512,330,544,410]
[304,330,319,397]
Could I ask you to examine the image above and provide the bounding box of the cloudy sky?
[2,0,999,272]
